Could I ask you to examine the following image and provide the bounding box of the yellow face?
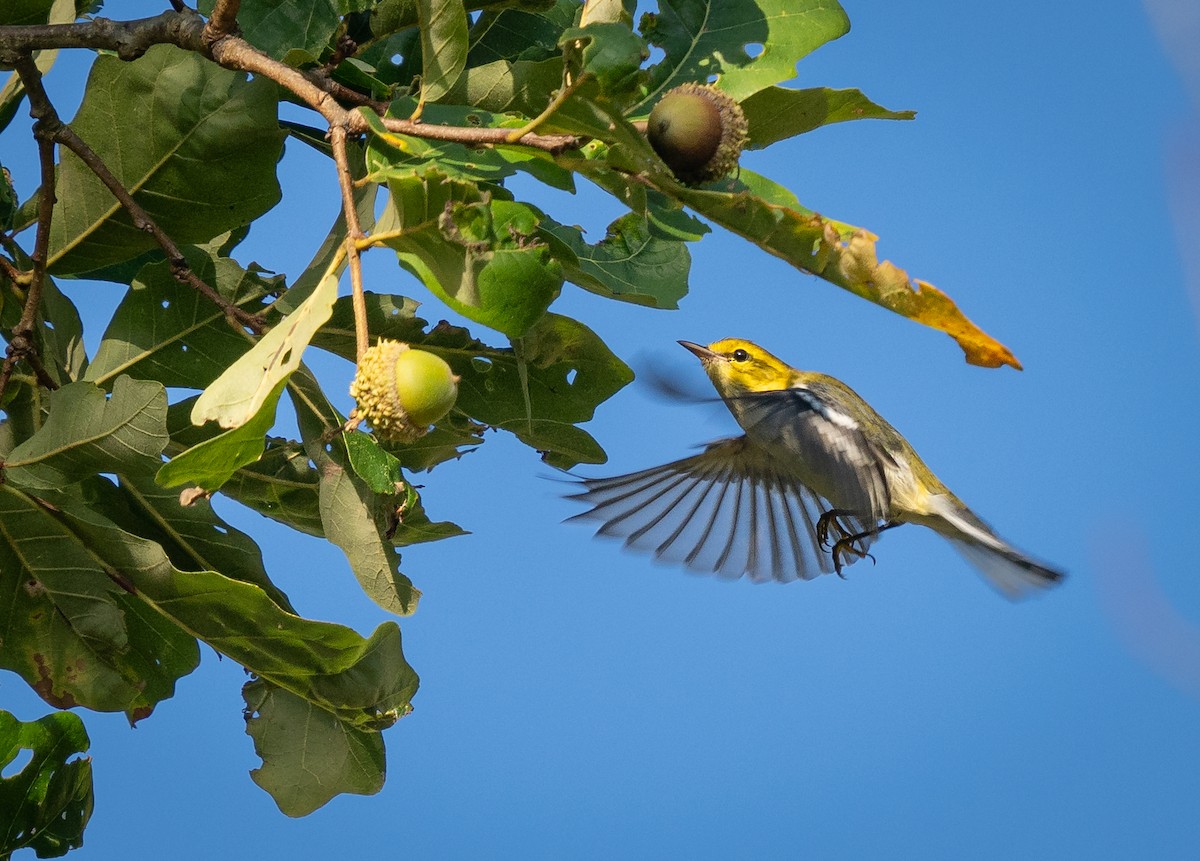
[681,338,794,395]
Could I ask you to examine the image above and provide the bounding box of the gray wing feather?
[566,436,880,583]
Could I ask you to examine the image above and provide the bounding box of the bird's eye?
[731,349,750,362]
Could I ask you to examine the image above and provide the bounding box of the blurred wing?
[732,385,895,525]
[565,436,881,583]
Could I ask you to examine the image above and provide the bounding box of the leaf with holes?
[191,273,338,429]
[360,102,574,190]
[0,710,93,859]
[560,22,649,97]
[637,0,850,107]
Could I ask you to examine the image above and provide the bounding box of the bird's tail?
[928,495,1065,599]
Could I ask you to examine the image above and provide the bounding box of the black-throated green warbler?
[568,339,1065,598]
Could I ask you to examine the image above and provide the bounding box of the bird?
[566,338,1065,598]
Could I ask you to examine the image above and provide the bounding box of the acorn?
[646,83,748,185]
[350,339,459,442]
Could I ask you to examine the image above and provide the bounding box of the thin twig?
[13,56,264,334]
[330,126,370,362]
[1,15,582,154]
[0,255,23,283]
[0,56,61,400]
[302,67,390,112]
[23,348,58,390]
[375,114,579,154]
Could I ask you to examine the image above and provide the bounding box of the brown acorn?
[647,83,748,185]
[350,339,459,442]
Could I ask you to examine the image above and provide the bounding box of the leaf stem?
[504,75,588,143]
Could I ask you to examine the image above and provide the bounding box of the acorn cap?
[647,83,748,185]
[349,339,459,443]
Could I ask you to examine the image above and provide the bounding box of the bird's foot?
[831,536,876,578]
[817,509,858,552]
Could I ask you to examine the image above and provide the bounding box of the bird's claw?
[831,536,875,578]
[817,509,856,552]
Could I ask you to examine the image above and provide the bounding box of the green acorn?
[350,339,459,442]
[647,83,748,185]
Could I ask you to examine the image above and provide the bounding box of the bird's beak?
[678,340,720,363]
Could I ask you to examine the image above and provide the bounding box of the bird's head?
[678,338,795,396]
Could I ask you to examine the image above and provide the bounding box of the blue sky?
[4,1,1200,858]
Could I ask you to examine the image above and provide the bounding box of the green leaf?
[36,277,88,385]
[360,104,515,184]
[0,710,93,859]
[382,171,563,337]
[43,491,420,729]
[343,429,405,494]
[426,312,632,468]
[0,482,200,717]
[244,680,386,817]
[560,22,649,97]
[85,250,280,389]
[3,377,168,490]
[199,0,340,64]
[545,212,691,308]
[217,437,328,537]
[192,273,338,429]
[467,0,578,64]
[418,0,469,105]
[0,0,61,25]
[741,86,915,149]
[113,467,295,612]
[638,0,850,104]
[388,481,469,545]
[447,56,564,115]
[290,370,424,615]
[342,431,467,543]
[158,378,288,491]
[48,44,284,275]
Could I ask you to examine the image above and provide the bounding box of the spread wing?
[565,436,883,583]
[730,384,898,525]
